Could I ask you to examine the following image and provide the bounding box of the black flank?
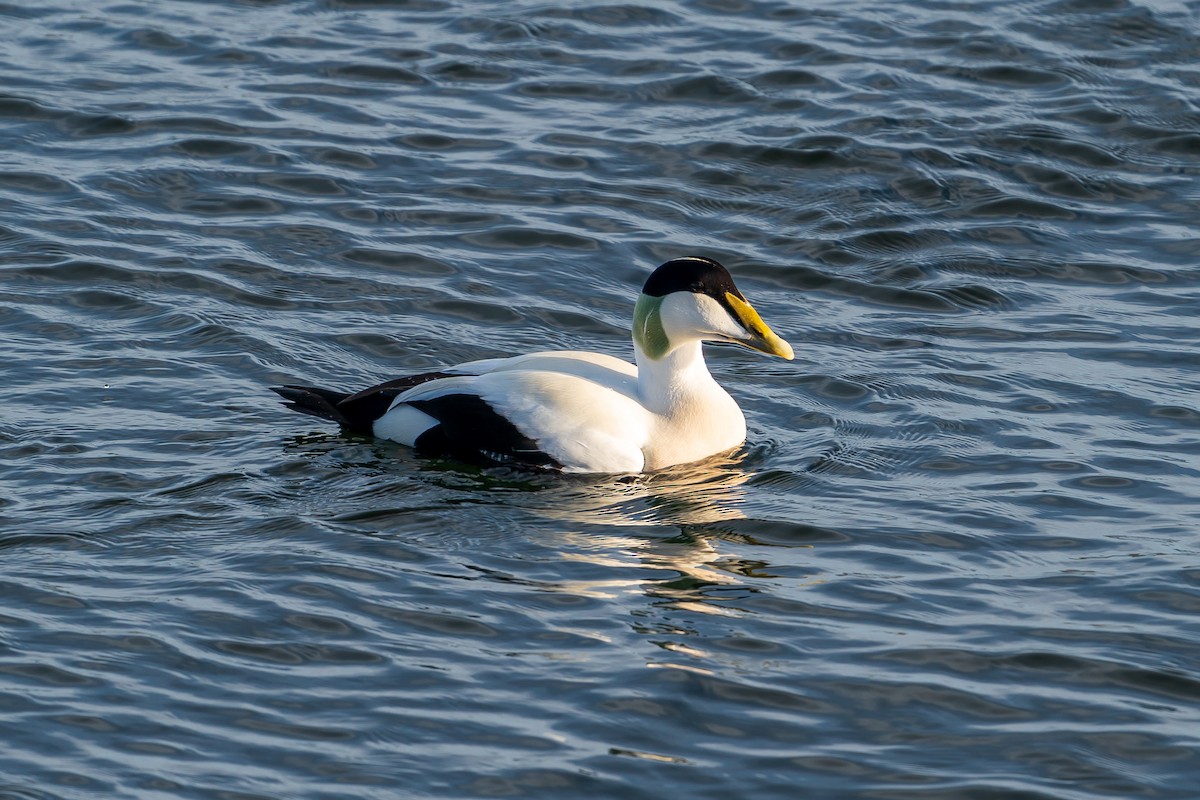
[408,393,560,469]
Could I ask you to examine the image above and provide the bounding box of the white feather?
[371,340,745,473]
[372,403,438,446]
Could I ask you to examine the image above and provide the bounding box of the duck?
[272,256,793,474]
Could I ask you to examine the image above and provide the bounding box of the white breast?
[639,383,746,471]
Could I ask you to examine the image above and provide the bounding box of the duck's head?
[633,257,794,361]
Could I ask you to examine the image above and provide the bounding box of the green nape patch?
[632,293,669,359]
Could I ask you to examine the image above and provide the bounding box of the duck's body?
[273,257,792,474]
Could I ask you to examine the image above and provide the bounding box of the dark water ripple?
[3,0,1200,798]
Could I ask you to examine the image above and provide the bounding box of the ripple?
[3,0,1199,797]
[340,247,457,276]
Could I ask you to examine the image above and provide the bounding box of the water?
[2,0,1199,797]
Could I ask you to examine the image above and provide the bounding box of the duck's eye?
[689,281,704,292]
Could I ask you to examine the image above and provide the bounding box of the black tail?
[272,371,457,437]
[271,385,352,426]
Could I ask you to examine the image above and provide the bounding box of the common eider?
[272,256,793,473]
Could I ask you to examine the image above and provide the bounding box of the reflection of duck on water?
[518,453,763,601]
[273,257,792,473]
[533,450,754,529]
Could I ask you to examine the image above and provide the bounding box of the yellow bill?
[725,292,794,360]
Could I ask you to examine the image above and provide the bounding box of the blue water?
[2,0,1199,798]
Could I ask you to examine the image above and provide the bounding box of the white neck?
[634,338,723,416]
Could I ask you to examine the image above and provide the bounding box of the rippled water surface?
[3,0,1200,797]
